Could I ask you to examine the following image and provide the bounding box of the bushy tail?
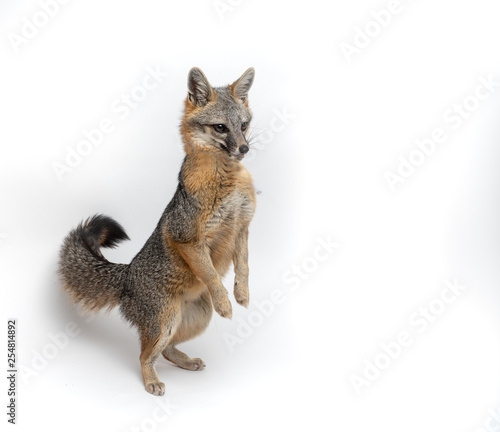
[59,214,130,313]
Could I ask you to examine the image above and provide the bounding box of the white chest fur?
[206,188,255,230]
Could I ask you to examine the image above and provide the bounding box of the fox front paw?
[213,296,232,319]
[234,281,249,308]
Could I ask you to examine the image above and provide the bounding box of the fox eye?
[241,122,248,131]
[213,124,228,133]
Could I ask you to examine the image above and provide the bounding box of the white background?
[1,0,500,431]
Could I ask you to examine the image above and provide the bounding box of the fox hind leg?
[139,305,180,396]
[163,346,206,371]
[162,290,212,371]
[140,333,166,396]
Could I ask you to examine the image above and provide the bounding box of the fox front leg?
[175,241,232,318]
[233,227,250,307]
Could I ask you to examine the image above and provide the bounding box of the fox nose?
[239,144,249,154]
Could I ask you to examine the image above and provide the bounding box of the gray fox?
[59,67,257,396]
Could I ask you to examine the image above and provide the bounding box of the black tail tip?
[79,214,130,249]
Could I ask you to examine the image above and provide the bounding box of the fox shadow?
[47,261,140,374]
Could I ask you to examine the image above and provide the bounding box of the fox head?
[180,67,255,161]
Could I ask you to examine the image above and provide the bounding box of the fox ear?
[230,67,255,103]
[187,67,213,107]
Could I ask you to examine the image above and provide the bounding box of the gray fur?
[188,67,213,107]
[58,67,257,395]
[187,86,253,155]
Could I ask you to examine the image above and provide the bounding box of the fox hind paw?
[145,381,165,396]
